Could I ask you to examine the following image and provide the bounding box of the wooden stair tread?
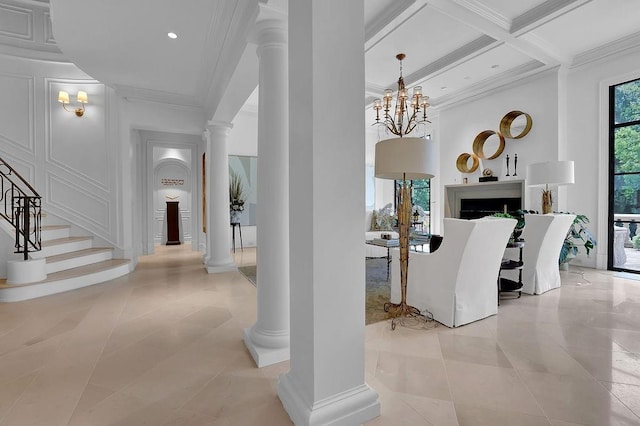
[46,247,114,263]
[41,225,70,230]
[0,259,130,288]
[41,236,92,247]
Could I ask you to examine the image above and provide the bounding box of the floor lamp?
[375,137,436,329]
[527,160,575,214]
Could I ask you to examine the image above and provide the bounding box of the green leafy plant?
[491,209,527,242]
[559,213,597,264]
[632,234,640,250]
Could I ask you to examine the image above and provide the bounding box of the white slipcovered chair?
[517,213,576,295]
[390,217,516,328]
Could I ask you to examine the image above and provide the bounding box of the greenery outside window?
[609,78,640,271]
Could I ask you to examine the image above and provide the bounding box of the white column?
[278,1,380,425]
[204,120,236,273]
[244,16,290,367]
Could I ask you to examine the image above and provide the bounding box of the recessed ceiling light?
[464,76,471,80]
[491,64,499,69]
[167,32,178,39]
[441,86,447,91]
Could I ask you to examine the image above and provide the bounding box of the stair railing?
[0,157,42,260]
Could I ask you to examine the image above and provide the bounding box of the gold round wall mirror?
[472,130,505,160]
[456,153,479,173]
[500,111,532,139]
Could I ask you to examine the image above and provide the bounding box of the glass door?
[609,78,640,271]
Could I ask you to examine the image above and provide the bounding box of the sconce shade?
[77,91,88,104]
[527,160,575,187]
[58,91,70,104]
[375,137,436,180]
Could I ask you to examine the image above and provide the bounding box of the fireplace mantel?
[445,180,525,218]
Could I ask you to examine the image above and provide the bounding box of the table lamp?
[527,160,574,214]
[375,136,436,328]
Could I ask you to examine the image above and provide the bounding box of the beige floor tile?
[499,340,591,378]
[454,403,552,426]
[598,328,640,353]
[2,245,640,425]
[367,325,443,359]
[2,361,94,426]
[375,350,451,401]
[397,393,459,425]
[601,382,640,419]
[518,370,639,425]
[438,334,513,368]
[566,349,640,386]
[0,373,36,422]
[88,341,172,391]
[445,360,544,416]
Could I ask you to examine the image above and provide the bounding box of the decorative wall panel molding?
[0,72,34,155]
[45,78,110,191]
[47,174,111,234]
[0,4,33,41]
[44,12,55,44]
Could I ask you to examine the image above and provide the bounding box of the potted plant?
[491,209,527,243]
[559,213,597,268]
[229,170,245,223]
[632,234,640,250]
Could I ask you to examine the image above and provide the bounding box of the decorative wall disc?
[499,111,532,139]
[472,130,505,160]
[456,153,479,173]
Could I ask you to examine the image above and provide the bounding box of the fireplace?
[445,180,525,219]
[460,197,521,219]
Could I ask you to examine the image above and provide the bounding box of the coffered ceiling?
[2,0,639,117]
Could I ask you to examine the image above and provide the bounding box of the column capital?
[206,120,233,137]
[249,16,287,47]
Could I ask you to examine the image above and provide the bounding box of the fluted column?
[243,17,290,367]
[204,121,236,273]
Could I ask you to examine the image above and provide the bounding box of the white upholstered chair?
[390,217,516,328]
[517,213,576,295]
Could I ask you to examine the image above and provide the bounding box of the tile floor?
[1,245,640,425]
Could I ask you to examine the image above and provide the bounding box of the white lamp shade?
[375,137,436,180]
[527,160,575,187]
[76,91,88,104]
[58,90,69,104]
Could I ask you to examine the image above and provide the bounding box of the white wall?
[0,53,122,249]
[438,70,560,223]
[566,46,640,268]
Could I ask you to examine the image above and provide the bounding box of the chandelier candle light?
[373,54,430,137]
[374,53,435,329]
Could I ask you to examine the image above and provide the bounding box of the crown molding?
[452,0,510,30]
[114,84,204,111]
[571,31,640,69]
[0,43,65,62]
[365,0,415,42]
[511,0,592,34]
[405,35,497,86]
[434,60,550,110]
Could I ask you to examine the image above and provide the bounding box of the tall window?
[394,179,431,232]
[609,78,640,270]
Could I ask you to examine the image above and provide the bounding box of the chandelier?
[373,53,429,138]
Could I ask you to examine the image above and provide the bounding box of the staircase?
[0,223,130,302]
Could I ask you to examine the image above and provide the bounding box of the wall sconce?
[58,90,88,117]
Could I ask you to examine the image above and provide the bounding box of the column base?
[205,262,237,274]
[277,374,380,426]
[243,327,290,367]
